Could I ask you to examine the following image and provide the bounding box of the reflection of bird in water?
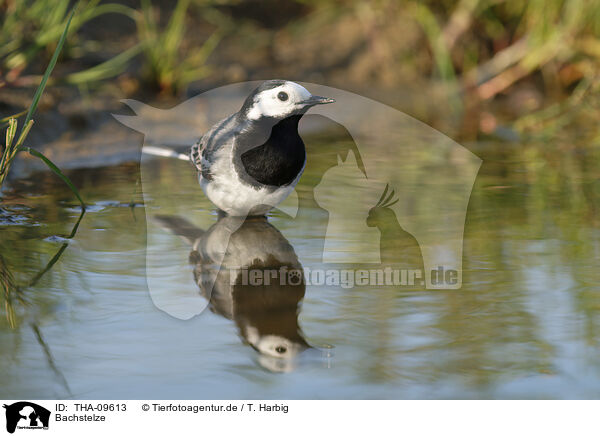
[154,214,315,372]
[366,185,424,271]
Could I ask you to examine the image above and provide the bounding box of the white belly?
[200,169,302,216]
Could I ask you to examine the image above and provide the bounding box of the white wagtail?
[189,80,334,216]
[154,213,310,372]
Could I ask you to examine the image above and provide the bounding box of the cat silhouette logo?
[3,402,50,433]
[114,81,481,319]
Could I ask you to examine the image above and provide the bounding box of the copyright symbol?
[142,404,150,411]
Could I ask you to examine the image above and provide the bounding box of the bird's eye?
[277,92,288,101]
[275,346,287,354]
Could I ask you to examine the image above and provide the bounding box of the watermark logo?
[231,266,459,288]
[114,81,481,320]
[3,402,50,434]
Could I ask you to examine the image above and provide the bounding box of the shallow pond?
[1,126,600,399]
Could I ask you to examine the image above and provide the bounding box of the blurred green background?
[1,0,600,142]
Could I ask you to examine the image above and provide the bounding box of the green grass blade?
[0,110,27,126]
[27,208,85,288]
[0,119,18,180]
[25,147,85,209]
[35,3,136,47]
[0,120,33,182]
[22,7,76,132]
[14,119,34,149]
[5,118,17,150]
[64,43,143,84]
[27,243,69,288]
[65,208,86,239]
[411,3,456,83]
[163,0,190,59]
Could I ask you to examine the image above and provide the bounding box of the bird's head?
[241,80,334,121]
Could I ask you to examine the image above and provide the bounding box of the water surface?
[1,134,599,399]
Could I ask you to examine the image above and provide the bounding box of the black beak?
[302,95,335,106]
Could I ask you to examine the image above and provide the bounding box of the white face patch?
[246,81,312,120]
[253,334,303,359]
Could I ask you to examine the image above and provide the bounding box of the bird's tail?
[142,145,190,161]
[153,215,205,245]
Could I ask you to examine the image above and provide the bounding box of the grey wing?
[190,136,210,179]
[189,114,237,181]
